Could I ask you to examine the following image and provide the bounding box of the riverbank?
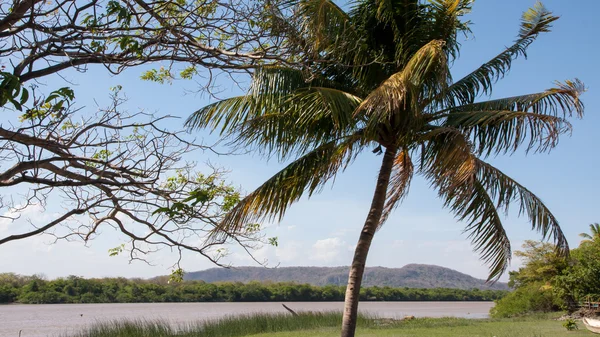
[0,302,494,337]
[61,313,593,337]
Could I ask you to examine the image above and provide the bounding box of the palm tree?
[579,223,600,243]
[186,1,584,336]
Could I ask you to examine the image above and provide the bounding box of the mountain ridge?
[184,264,508,290]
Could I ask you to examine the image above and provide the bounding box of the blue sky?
[0,0,598,282]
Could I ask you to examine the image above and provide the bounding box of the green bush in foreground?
[490,283,559,318]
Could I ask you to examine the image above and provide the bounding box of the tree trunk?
[340,146,397,337]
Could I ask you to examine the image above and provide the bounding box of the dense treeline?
[491,225,600,318]
[0,274,506,304]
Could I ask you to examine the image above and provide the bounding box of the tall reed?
[63,311,374,337]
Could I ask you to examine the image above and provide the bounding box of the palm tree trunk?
[340,146,397,337]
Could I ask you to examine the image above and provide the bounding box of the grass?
[63,311,596,337]
[249,319,594,337]
[63,311,372,337]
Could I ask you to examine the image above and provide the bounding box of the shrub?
[490,283,559,318]
[562,318,578,331]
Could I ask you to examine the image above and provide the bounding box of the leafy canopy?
[187,0,584,281]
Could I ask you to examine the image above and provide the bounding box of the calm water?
[0,301,494,337]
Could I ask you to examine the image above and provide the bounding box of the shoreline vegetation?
[60,312,592,337]
[0,274,506,304]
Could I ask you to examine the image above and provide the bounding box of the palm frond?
[358,40,448,141]
[423,133,511,281]
[297,0,352,53]
[426,0,473,60]
[402,40,449,93]
[442,79,585,117]
[421,129,568,280]
[185,67,309,135]
[591,223,600,237]
[265,0,312,58]
[437,80,585,155]
[436,2,558,108]
[296,0,373,77]
[450,111,570,156]
[248,66,311,98]
[475,159,569,256]
[444,176,512,282]
[185,95,261,135]
[579,223,600,242]
[349,0,435,86]
[419,126,473,183]
[292,87,363,129]
[372,0,394,23]
[208,133,368,241]
[380,148,413,227]
[234,87,363,159]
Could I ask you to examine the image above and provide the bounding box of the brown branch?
[0,92,266,268]
[2,0,300,87]
[282,304,299,316]
[0,208,86,245]
[0,0,44,32]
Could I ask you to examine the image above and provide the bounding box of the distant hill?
[184,264,508,290]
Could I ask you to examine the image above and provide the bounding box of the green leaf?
[108,244,126,257]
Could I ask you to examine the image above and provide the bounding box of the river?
[0,301,494,337]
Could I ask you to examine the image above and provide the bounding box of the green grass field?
[247,318,594,337]
[64,312,595,337]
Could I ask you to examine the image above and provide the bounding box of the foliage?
[554,226,600,309]
[187,1,583,335]
[187,0,581,284]
[562,318,578,331]
[0,0,296,271]
[0,0,291,86]
[579,223,600,243]
[508,240,569,289]
[491,241,566,318]
[0,273,507,304]
[0,87,264,269]
[0,72,28,110]
[493,231,600,316]
[490,283,558,318]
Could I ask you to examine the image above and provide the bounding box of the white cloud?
[310,237,347,264]
[276,241,301,262]
[0,204,47,231]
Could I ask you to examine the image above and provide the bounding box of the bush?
[0,285,18,303]
[490,283,559,318]
[562,318,578,331]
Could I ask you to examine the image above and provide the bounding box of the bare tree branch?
[0,0,295,87]
[0,89,266,267]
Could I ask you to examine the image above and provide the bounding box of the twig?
[281,304,299,317]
